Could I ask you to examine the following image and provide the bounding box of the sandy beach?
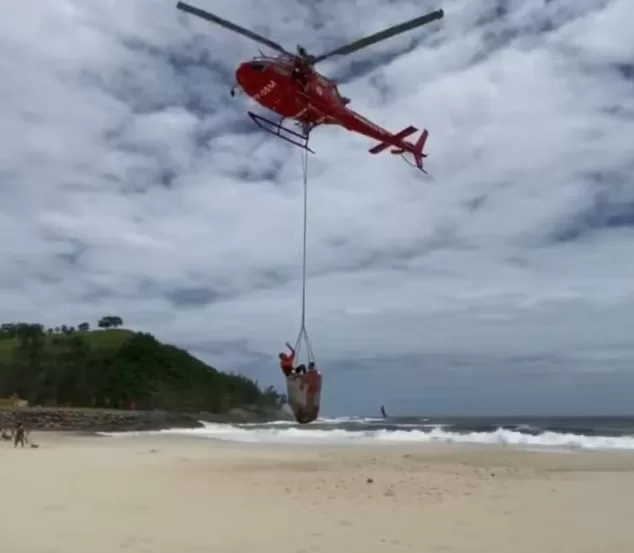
[2,432,634,553]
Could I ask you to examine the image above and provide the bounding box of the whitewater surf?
[105,415,634,451]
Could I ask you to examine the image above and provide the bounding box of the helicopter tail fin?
[396,129,429,173]
[368,126,428,173]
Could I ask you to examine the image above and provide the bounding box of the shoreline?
[5,411,634,456]
[14,428,634,460]
[16,429,634,469]
[102,428,634,455]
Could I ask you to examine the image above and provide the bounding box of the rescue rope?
[294,147,316,363]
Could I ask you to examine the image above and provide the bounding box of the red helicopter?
[176,2,444,173]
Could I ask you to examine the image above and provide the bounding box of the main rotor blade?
[311,9,444,64]
[176,2,288,54]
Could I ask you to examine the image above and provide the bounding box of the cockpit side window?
[250,62,267,72]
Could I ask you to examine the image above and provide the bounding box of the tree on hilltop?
[98,316,123,329]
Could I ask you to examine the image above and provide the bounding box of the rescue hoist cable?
[294,146,316,363]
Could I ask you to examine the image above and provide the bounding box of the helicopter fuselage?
[235,55,345,125]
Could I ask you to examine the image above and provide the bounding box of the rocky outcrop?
[0,405,292,432]
[0,407,203,432]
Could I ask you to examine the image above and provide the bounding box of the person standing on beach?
[13,422,27,448]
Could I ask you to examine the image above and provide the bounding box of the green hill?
[0,328,132,361]
[0,318,285,413]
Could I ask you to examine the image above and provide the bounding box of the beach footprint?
[42,504,66,512]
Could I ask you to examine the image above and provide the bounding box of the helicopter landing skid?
[247,111,316,153]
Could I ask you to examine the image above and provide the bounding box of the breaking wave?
[147,417,634,451]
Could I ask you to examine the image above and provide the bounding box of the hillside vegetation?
[0,316,284,413]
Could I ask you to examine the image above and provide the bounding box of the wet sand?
[2,432,634,553]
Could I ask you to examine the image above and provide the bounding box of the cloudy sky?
[2,0,633,416]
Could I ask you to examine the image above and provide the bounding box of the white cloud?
[2,0,633,414]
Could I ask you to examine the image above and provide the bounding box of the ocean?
[151,415,634,451]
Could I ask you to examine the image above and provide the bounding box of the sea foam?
[104,419,634,451]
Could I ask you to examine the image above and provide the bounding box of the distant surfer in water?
[380,405,387,419]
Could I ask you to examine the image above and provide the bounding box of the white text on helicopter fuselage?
[253,80,276,101]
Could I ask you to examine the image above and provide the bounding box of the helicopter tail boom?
[368,125,417,154]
